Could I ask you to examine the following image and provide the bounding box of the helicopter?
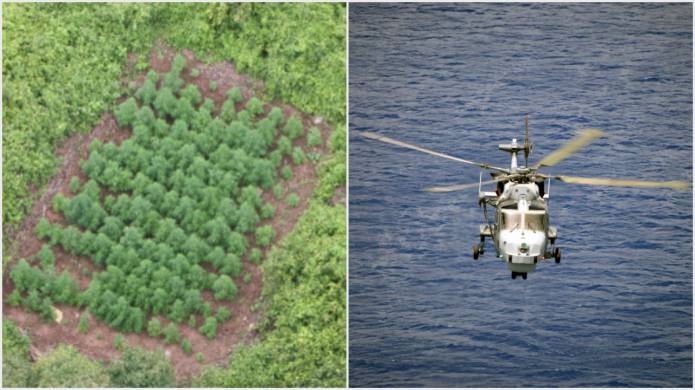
[358,117,689,280]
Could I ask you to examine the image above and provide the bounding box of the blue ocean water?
[348,3,692,387]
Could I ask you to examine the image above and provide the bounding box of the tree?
[183,289,203,315]
[174,98,196,123]
[237,201,260,233]
[292,146,306,165]
[226,231,248,257]
[260,203,275,220]
[209,80,218,92]
[286,193,300,208]
[147,318,162,337]
[108,346,175,388]
[79,312,90,334]
[277,135,292,156]
[99,216,123,241]
[167,299,187,324]
[199,317,218,339]
[268,106,284,126]
[255,225,276,247]
[162,71,184,92]
[163,323,180,344]
[212,275,237,300]
[115,97,138,127]
[220,253,242,278]
[51,271,79,305]
[220,99,236,122]
[135,105,156,128]
[34,345,110,387]
[35,218,52,239]
[249,248,263,265]
[282,165,293,181]
[171,53,187,74]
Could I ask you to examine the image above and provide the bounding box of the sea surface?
[348,3,692,387]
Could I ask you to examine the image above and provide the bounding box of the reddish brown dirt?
[3,43,338,381]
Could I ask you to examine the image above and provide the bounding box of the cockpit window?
[501,211,545,231]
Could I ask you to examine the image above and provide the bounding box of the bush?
[286,193,299,208]
[38,244,56,269]
[283,116,304,140]
[78,312,90,334]
[3,320,34,387]
[246,97,264,116]
[255,225,275,247]
[226,87,242,102]
[216,307,231,322]
[154,87,177,117]
[69,176,81,193]
[243,273,252,284]
[163,323,180,344]
[108,346,175,388]
[191,68,200,78]
[209,80,218,92]
[212,275,237,300]
[220,99,236,122]
[136,79,157,105]
[162,71,184,92]
[199,317,217,339]
[181,84,202,105]
[260,203,275,219]
[292,147,306,165]
[182,339,193,355]
[147,318,162,337]
[171,53,186,74]
[249,248,263,265]
[268,106,284,126]
[307,127,322,147]
[282,165,293,181]
[115,97,138,127]
[114,334,125,351]
[196,352,205,363]
[34,345,110,387]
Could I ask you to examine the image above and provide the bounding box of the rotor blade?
[534,128,605,168]
[359,131,509,173]
[554,175,689,190]
[425,178,502,193]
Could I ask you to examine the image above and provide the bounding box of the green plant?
[114,334,125,350]
[286,193,299,208]
[212,275,237,300]
[255,225,275,247]
[209,80,218,92]
[196,352,204,363]
[283,116,304,140]
[249,248,262,265]
[38,244,56,269]
[163,323,180,344]
[182,339,193,355]
[191,67,200,78]
[243,273,252,284]
[69,176,81,194]
[246,97,264,116]
[171,53,186,74]
[147,318,161,337]
[115,97,138,127]
[199,317,217,339]
[226,87,242,103]
[34,345,110,387]
[282,165,293,181]
[307,127,322,147]
[78,312,90,334]
[108,346,175,387]
[292,147,306,165]
[216,307,231,322]
[272,184,285,200]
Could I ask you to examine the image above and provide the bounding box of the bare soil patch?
[3,43,335,380]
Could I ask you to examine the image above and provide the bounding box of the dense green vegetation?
[3,2,345,232]
[3,2,345,387]
[11,62,302,344]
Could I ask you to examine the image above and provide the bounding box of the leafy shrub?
[115,97,138,127]
[216,307,231,322]
[199,317,217,339]
[212,275,237,300]
[162,71,184,92]
[78,312,90,334]
[255,225,275,247]
[246,97,264,116]
[108,346,175,388]
[147,318,162,337]
[283,116,304,140]
[34,345,110,387]
[114,334,125,351]
[191,68,200,78]
[163,323,180,344]
[171,53,186,74]
[136,79,157,105]
[249,248,262,265]
[220,99,236,122]
[181,84,202,105]
[292,147,306,165]
[209,80,218,92]
[182,339,193,355]
[286,193,299,208]
[38,244,55,269]
[226,87,242,102]
[69,176,81,193]
[282,165,293,181]
[308,127,322,147]
[154,87,177,117]
[260,203,275,219]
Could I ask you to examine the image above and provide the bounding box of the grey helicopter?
[359,118,689,280]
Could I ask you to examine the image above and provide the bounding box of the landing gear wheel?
[511,272,517,279]
[554,248,561,264]
[472,246,480,260]
[521,273,527,280]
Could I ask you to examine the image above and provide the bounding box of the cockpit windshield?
[501,210,545,232]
